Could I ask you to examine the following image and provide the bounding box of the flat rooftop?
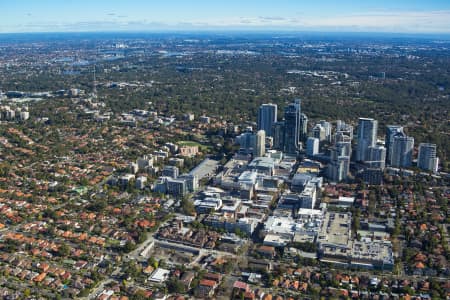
[189,158,219,179]
[318,211,351,247]
[351,240,394,265]
[149,268,170,283]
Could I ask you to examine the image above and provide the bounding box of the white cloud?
[2,10,450,33]
[302,10,450,33]
[194,10,450,33]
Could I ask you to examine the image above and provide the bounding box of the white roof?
[297,208,323,217]
[338,196,355,203]
[149,268,170,283]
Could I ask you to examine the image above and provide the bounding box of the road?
[84,278,115,300]
[84,232,158,299]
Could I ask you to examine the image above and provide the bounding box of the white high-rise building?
[19,111,30,121]
[312,124,326,141]
[319,120,332,142]
[418,143,439,173]
[328,133,352,182]
[236,130,266,157]
[356,118,378,162]
[306,137,319,156]
[254,130,266,157]
[328,156,350,182]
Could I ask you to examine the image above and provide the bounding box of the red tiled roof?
[199,279,217,288]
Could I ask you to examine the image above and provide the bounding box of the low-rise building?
[136,176,147,189]
[318,212,393,270]
[149,268,170,284]
[179,145,199,157]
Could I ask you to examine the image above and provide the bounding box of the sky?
[1,0,450,34]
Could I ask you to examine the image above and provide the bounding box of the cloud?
[2,10,450,33]
[239,18,255,24]
[259,16,286,21]
[300,10,450,33]
[206,10,450,33]
[192,10,450,33]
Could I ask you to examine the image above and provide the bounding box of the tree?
[222,261,234,274]
[123,241,136,253]
[58,242,70,257]
[159,259,167,268]
[289,241,317,253]
[23,289,31,297]
[352,207,361,234]
[148,256,159,269]
[167,278,185,293]
[181,197,195,215]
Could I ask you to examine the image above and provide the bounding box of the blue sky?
[1,0,450,33]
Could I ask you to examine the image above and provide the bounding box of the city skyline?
[2,0,450,34]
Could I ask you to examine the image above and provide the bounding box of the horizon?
[2,0,450,34]
[1,30,450,41]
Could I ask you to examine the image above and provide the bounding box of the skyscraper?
[236,132,255,154]
[418,143,439,173]
[391,136,414,168]
[336,120,353,140]
[312,123,326,141]
[336,137,352,157]
[328,134,352,182]
[356,117,378,162]
[367,145,386,170]
[92,64,98,100]
[306,137,319,156]
[257,103,277,137]
[272,121,285,150]
[283,99,302,155]
[254,130,266,157]
[385,125,404,164]
[319,120,332,142]
[299,113,308,142]
[328,156,351,182]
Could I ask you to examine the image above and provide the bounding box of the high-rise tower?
[92,64,98,100]
[391,136,414,168]
[356,117,378,162]
[254,130,266,157]
[418,143,439,173]
[257,103,277,137]
[283,99,302,155]
[385,125,404,164]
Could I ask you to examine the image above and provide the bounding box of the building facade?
[306,137,319,156]
[391,136,414,168]
[418,143,439,173]
[356,117,378,162]
[257,103,277,137]
[385,125,404,165]
[283,99,302,155]
[254,130,266,157]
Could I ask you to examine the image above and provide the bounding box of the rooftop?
[149,268,170,283]
[318,212,351,247]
